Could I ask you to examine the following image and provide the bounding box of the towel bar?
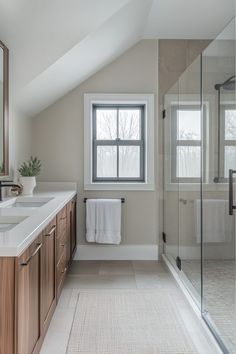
[84,198,125,203]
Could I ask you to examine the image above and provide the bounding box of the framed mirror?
[0,41,9,176]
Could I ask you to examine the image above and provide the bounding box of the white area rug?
[67,291,197,354]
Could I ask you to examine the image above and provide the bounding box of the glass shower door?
[163,81,179,270]
[202,17,236,354]
[178,56,202,305]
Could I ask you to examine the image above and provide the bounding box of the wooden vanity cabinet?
[0,196,77,354]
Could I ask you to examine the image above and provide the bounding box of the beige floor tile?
[68,260,101,275]
[47,308,74,333]
[39,330,70,354]
[135,273,177,289]
[133,260,167,274]
[99,260,134,275]
[40,261,222,354]
[64,274,137,289]
[57,288,79,309]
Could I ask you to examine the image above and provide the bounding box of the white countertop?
[0,183,77,257]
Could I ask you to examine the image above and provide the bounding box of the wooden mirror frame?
[0,41,9,176]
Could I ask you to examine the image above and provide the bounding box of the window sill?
[84,182,155,191]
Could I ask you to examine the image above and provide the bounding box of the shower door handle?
[229,169,236,215]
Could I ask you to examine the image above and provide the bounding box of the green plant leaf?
[18,156,42,177]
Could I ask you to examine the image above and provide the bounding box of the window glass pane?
[119,146,140,178]
[119,109,141,140]
[177,110,201,140]
[224,146,236,177]
[96,109,117,140]
[225,109,236,140]
[177,146,201,178]
[97,146,117,178]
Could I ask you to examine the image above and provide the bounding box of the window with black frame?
[171,104,206,183]
[92,104,145,182]
[219,105,236,179]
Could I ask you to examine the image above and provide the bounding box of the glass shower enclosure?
[163,17,236,354]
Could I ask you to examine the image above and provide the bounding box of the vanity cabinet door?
[0,258,15,354]
[56,206,67,299]
[56,206,67,264]
[66,203,71,266]
[42,218,56,334]
[66,197,77,267]
[71,197,77,258]
[16,234,43,354]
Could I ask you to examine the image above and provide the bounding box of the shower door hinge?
[176,256,181,271]
[162,232,166,243]
[162,109,166,119]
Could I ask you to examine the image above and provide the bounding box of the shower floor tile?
[182,259,236,353]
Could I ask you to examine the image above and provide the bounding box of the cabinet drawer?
[18,234,43,265]
[44,218,56,236]
[57,206,67,228]
[57,207,67,238]
[56,236,67,264]
[56,249,67,298]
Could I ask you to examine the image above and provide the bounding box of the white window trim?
[84,93,155,191]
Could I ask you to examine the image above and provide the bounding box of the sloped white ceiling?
[143,0,235,39]
[16,0,152,115]
[0,0,130,88]
[0,0,234,116]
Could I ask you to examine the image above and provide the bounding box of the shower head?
[215,76,236,91]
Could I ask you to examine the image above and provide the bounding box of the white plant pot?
[19,176,36,195]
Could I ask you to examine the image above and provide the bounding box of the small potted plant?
[18,156,41,195]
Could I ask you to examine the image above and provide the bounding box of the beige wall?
[31,40,158,247]
[9,106,32,178]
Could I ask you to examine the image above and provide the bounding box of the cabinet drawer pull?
[60,216,66,220]
[60,243,65,247]
[61,266,67,274]
[21,243,42,266]
[45,225,56,237]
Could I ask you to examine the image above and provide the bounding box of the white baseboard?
[74,244,158,260]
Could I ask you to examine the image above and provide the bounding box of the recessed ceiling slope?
[15,0,153,116]
[1,0,235,116]
[0,0,130,90]
[143,0,235,39]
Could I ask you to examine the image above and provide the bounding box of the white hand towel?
[95,199,121,244]
[86,199,96,242]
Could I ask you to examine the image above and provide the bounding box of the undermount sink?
[5,197,54,208]
[0,215,28,232]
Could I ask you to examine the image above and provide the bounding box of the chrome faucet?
[0,180,22,201]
